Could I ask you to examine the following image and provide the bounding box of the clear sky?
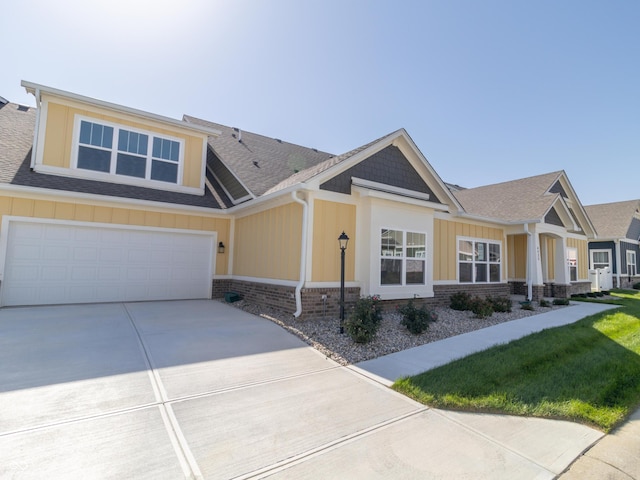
[2,0,638,206]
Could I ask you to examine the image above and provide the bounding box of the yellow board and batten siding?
[508,234,527,280]
[41,96,204,189]
[233,203,303,281]
[311,200,356,282]
[433,218,505,282]
[0,195,230,275]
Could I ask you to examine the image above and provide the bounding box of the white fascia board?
[352,185,448,211]
[308,130,403,187]
[0,183,231,217]
[392,129,464,212]
[21,80,221,137]
[351,177,431,201]
[452,211,538,226]
[552,171,597,237]
[548,196,580,232]
[226,182,308,215]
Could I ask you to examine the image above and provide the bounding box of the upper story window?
[380,229,426,286]
[76,118,182,184]
[458,238,501,283]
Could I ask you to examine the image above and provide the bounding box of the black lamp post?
[338,231,349,334]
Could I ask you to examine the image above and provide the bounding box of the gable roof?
[183,115,334,197]
[453,171,564,222]
[585,200,640,239]
[453,170,596,237]
[0,101,225,210]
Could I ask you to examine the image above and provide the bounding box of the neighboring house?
[0,81,595,319]
[585,200,640,289]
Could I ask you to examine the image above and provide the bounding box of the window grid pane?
[459,239,501,284]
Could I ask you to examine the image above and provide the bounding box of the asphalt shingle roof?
[453,171,564,222]
[585,200,640,239]
[183,116,335,197]
[0,103,223,209]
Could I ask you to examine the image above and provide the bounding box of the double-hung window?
[567,247,578,282]
[380,229,426,286]
[76,118,182,184]
[458,238,501,283]
[627,250,637,277]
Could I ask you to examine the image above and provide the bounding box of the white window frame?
[379,228,427,287]
[72,115,185,188]
[457,236,502,284]
[627,250,637,276]
[590,249,612,270]
[567,247,578,282]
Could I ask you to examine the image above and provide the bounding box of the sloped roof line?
[262,130,401,195]
[585,199,640,239]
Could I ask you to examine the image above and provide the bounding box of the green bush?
[633,282,640,290]
[539,298,551,307]
[344,295,383,343]
[521,302,535,311]
[488,296,512,313]
[470,296,494,318]
[553,298,570,306]
[399,300,437,335]
[450,291,473,311]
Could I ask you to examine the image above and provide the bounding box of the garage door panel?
[2,222,214,306]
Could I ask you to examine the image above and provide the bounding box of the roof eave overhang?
[21,80,221,137]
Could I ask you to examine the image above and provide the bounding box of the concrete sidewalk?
[352,300,640,480]
[352,301,618,386]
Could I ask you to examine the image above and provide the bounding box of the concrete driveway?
[0,300,600,479]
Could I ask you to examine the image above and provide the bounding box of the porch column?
[526,225,545,300]
[554,237,570,285]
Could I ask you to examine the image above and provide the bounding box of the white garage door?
[1,221,215,306]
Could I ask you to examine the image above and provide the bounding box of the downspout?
[524,224,533,301]
[291,190,308,318]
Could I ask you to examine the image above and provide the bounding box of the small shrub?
[633,282,640,290]
[521,302,535,311]
[450,291,473,311]
[470,296,494,318]
[553,298,570,306]
[344,295,383,343]
[488,296,512,313]
[399,300,437,335]
[539,298,551,308]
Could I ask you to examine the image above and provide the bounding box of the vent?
[17,105,29,112]
[275,138,282,143]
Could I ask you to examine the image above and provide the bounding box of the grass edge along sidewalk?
[393,290,640,432]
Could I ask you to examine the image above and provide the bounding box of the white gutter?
[291,190,309,318]
[524,223,533,301]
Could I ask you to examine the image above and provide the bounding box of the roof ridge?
[183,114,334,156]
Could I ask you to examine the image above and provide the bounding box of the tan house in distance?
[0,81,595,319]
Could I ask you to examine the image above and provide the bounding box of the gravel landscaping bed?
[225,299,571,366]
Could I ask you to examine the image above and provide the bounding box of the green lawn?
[392,290,640,432]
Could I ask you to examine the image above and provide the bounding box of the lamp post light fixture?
[338,231,349,334]
[218,242,225,254]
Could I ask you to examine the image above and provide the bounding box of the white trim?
[626,250,637,276]
[208,146,256,201]
[352,186,446,210]
[65,115,192,193]
[208,163,253,205]
[22,80,221,137]
[0,183,228,217]
[30,88,43,169]
[303,281,361,289]
[590,248,612,270]
[456,236,503,284]
[0,215,217,283]
[231,275,299,288]
[351,177,430,201]
[291,191,309,317]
